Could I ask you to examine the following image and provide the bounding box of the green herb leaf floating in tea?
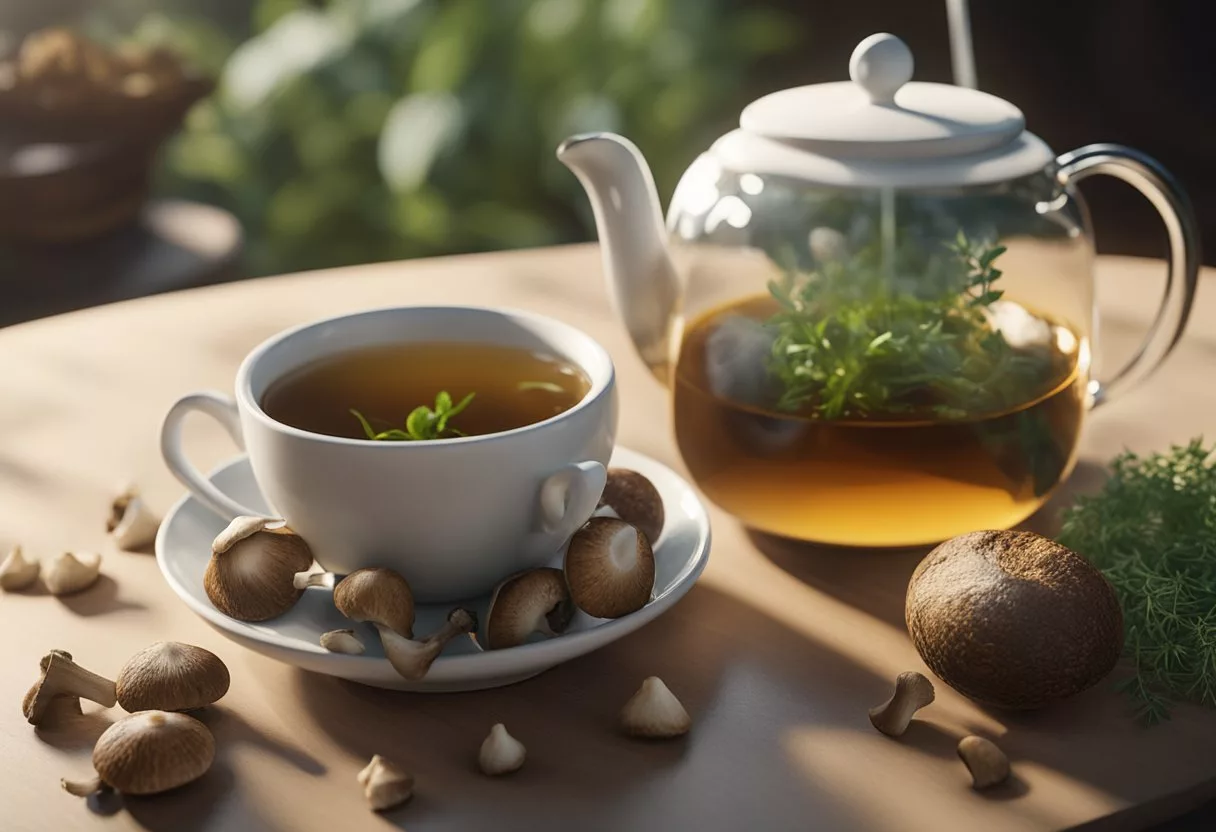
[1058,439,1216,724]
[350,391,474,441]
[905,530,1123,710]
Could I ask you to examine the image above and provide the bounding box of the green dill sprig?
[1058,439,1216,724]
[763,232,1049,419]
[351,390,474,441]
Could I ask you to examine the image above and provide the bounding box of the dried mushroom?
[597,468,665,544]
[482,568,574,650]
[44,552,102,596]
[565,517,655,618]
[479,723,526,776]
[379,609,477,681]
[107,485,160,550]
[319,629,365,655]
[620,676,691,739]
[0,546,40,591]
[333,568,415,638]
[62,711,214,797]
[24,649,116,725]
[357,755,414,811]
[205,516,313,621]
[116,642,230,712]
[869,671,936,737]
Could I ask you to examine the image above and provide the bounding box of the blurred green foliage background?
[92,0,802,276]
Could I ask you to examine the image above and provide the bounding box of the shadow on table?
[290,583,895,830]
[55,575,147,617]
[116,706,320,831]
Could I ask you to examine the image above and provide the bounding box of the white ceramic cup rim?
[233,304,615,448]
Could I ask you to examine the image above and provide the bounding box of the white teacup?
[161,305,617,602]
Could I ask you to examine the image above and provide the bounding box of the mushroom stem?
[868,671,936,737]
[378,608,477,681]
[293,570,335,590]
[61,776,104,797]
[957,735,1011,789]
[25,651,117,725]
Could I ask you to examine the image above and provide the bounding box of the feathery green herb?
[763,232,1055,420]
[350,391,474,441]
[1058,439,1216,724]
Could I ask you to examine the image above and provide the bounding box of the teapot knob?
[849,33,914,105]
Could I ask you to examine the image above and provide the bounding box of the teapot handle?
[1056,144,1201,408]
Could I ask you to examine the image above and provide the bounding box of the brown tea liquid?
[262,342,590,439]
[674,297,1086,547]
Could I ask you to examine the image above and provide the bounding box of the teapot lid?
[716,33,1054,187]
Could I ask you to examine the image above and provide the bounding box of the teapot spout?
[557,133,679,380]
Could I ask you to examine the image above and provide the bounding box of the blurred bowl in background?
[0,28,212,244]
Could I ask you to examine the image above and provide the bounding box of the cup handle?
[1056,144,1202,408]
[537,461,608,541]
[161,391,267,521]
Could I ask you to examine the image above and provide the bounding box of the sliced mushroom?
[205,516,313,621]
[564,517,654,619]
[597,468,665,545]
[482,568,574,650]
[115,642,230,712]
[62,711,214,797]
[24,650,116,725]
[107,485,160,550]
[44,552,102,596]
[379,608,477,681]
[333,567,415,638]
[0,546,40,591]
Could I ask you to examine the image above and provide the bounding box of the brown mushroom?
[115,642,230,712]
[204,516,313,621]
[333,567,415,638]
[24,650,116,725]
[61,711,214,796]
[482,568,574,650]
[564,517,655,619]
[597,468,665,545]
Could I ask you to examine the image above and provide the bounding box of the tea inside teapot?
[672,229,1085,547]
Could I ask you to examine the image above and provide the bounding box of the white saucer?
[156,447,711,692]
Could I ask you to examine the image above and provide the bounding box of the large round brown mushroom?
[906,530,1123,709]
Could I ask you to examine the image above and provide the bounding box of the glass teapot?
[558,33,1200,548]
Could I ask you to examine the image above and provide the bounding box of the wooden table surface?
[1,244,1214,832]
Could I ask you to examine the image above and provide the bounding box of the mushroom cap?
[598,468,665,545]
[479,723,526,776]
[483,568,573,650]
[564,518,655,619]
[116,642,231,712]
[906,530,1123,709]
[620,676,691,738]
[92,711,215,795]
[204,517,313,622]
[333,568,415,638]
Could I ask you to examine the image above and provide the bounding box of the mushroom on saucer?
[565,517,655,619]
[597,468,665,545]
[482,568,574,650]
